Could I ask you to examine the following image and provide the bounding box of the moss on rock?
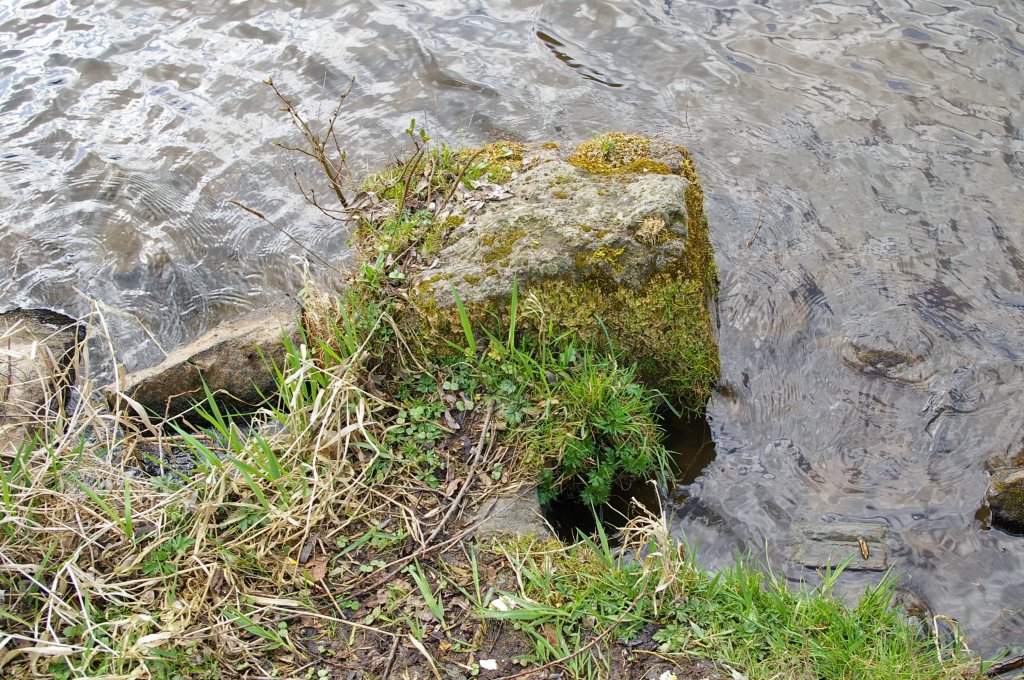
[988,468,1024,535]
[400,136,719,412]
[467,140,528,184]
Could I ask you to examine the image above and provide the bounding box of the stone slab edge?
[109,298,302,420]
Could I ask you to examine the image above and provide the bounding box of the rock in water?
[0,308,84,451]
[110,298,301,420]
[790,521,890,571]
[407,135,719,410]
[987,468,1024,535]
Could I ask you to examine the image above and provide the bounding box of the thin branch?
[423,405,493,546]
[746,190,766,248]
[228,200,345,276]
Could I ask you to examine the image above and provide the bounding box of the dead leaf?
[448,595,470,612]
[542,624,558,647]
[306,555,328,582]
[298,533,318,565]
[444,477,462,497]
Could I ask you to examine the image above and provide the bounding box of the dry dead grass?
[0,302,518,679]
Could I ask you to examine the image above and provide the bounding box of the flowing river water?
[1,0,1022,657]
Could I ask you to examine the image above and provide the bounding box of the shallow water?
[1,0,1022,655]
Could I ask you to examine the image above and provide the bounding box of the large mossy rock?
[407,135,719,410]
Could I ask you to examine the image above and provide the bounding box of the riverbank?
[0,307,984,679]
[0,128,989,678]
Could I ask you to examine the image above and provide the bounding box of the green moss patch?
[568,132,662,175]
[467,140,528,184]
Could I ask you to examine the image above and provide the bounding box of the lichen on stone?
[481,226,527,264]
[573,245,627,276]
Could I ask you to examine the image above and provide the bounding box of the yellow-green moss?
[623,159,673,175]
[462,274,481,285]
[534,272,718,410]
[573,246,627,275]
[422,224,444,254]
[467,141,528,184]
[481,226,526,264]
[676,146,718,290]
[567,132,653,175]
[552,189,571,199]
[540,141,559,150]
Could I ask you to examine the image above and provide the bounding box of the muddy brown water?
[1,0,1022,657]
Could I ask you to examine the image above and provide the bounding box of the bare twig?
[228,200,345,276]
[746,190,766,248]
[424,405,493,546]
[439,148,485,214]
[267,77,354,209]
[382,636,401,678]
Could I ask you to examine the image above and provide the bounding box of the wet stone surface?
[789,521,889,571]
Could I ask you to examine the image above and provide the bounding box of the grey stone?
[0,309,84,452]
[987,467,1024,535]
[110,298,302,420]
[412,154,695,310]
[789,521,889,571]
[472,488,552,539]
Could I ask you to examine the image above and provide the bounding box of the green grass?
[0,295,985,679]
[483,522,980,680]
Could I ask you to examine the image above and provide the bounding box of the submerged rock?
[407,135,719,410]
[789,521,890,571]
[0,308,84,451]
[987,468,1024,535]
[110,299,301,420]
[841,340,928,383]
